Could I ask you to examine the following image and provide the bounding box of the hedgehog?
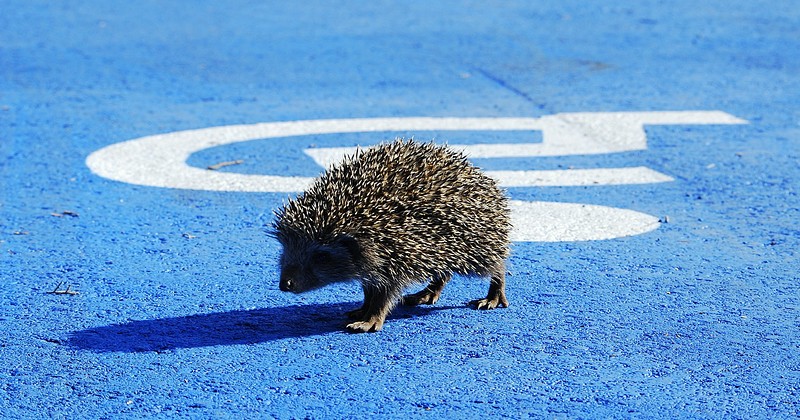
[271,139,511,333]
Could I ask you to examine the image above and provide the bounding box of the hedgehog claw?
[469,297,509,310]
[402,289,440,306]
[346,320,382,333]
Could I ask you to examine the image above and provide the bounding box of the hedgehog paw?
[469,296,509,310]
[346,320,383,333]
[402,289,440,306]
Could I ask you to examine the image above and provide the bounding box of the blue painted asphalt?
[2,1,798,418]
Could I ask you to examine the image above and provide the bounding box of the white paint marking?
[508,200,662,242]
[306,144,674,187]
[304,111,746,165]
[88,112,744,192]
[487,167,674,187]
[85,111,747,242]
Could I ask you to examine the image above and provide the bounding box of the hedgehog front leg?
[470,261,509,310]
[346,282,400,333]
[402,273,451,306]
[345,283,375,320]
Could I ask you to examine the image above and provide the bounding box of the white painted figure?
[86,111,747,242]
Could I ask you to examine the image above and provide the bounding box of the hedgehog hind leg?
[402,273,451,306]
[470,261,509,310]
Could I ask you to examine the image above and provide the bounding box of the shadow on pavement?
[67,301,454,352]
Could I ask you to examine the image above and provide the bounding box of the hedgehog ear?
[335,234,360,262]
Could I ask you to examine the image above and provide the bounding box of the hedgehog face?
[277,234,360,293]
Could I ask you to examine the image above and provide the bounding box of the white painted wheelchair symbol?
[86,111,747,242]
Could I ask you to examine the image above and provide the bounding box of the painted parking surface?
[2,1,799,418]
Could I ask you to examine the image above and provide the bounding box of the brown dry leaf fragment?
[207,160,244,170]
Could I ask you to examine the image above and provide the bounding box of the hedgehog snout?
[279,277,294,292]
[279,266,299,292]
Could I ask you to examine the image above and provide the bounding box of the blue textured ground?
[2,1,799,418]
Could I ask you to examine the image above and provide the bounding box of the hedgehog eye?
[311,250,333,266]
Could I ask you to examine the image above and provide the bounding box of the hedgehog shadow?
[68,301,460,353]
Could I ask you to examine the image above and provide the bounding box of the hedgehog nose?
[279,276,294,292]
